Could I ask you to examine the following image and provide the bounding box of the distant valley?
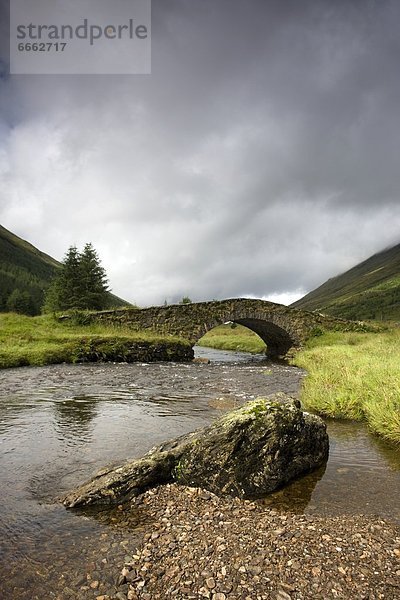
[2,222,400,321]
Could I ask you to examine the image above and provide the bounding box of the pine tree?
[43,244,109,312]
[78,243,109,310]
[44,246,80,312]
[61,245,82,308]
[6,289,36,315]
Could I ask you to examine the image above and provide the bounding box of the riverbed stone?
[60,393,328,508]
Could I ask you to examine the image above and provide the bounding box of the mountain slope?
[292,243,400,321]
[0,224,129,314]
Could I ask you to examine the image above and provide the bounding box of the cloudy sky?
[1,0,400,306]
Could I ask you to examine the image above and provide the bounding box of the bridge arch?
[93,298,328,358]
[192,317,295,358]
[233,318,294,357]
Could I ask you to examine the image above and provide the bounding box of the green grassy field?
[0,312,188,368]
[198,323,267,354]
[293,329,400,445]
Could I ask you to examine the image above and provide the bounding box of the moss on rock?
[61,393,328,508]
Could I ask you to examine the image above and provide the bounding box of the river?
[0,348,399,599]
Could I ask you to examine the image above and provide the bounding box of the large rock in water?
[61,394,328,508]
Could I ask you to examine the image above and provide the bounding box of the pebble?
[108,484,400,600]
[276,591,292,600]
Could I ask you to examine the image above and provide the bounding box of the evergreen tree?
[78,243,109,310]
[61,245,82,308]
[43,244,109,312]
[44,246,80,312]
[6,289,36,315]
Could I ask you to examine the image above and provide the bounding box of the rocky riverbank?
[95,484,399,600]
[71,338,194,364]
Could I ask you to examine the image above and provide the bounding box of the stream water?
[0,347,399,599]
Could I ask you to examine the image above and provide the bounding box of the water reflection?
[257,464,327,513]
[261,420,400,522]
[52,395,98,441]
[327,418,400,472]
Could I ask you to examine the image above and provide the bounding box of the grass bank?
[198,323,266,354]
[0,312,192,369]
[293,329,400,445]
[200,323,400,445]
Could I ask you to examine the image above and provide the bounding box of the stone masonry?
[91,298,365,357]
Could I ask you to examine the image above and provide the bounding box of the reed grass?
[294,329,400,445]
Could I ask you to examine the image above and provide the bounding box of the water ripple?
[0,348,399,599]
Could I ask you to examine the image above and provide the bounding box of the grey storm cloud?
[0,0,400,305]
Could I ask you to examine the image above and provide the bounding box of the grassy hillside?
[292,242,400,321]
[0,224,60,314]
[0,224,128,314]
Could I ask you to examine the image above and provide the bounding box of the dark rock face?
[72,338,194,364]
[174,395,329,498]
[61,394,328,508]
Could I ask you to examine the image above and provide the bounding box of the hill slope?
[0,224,129,314]
[292,243,400,321]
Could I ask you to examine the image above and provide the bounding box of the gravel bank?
[105,484,400,600]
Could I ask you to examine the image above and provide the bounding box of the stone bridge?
[94,298,359,357]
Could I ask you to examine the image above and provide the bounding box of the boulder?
[60,393,328,508]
